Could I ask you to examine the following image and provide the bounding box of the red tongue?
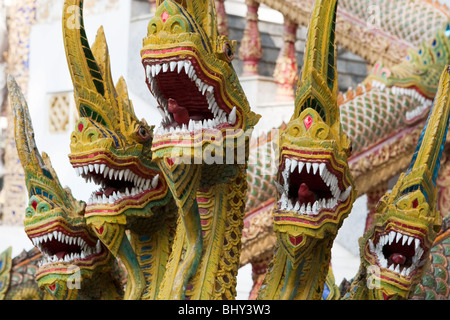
[298,183,315,205]
[389,253,406,265]
[168,98,190,125]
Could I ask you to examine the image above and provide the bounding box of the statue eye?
[137,125,151,140]
[223,43,234,61]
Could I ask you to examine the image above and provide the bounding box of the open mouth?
[276,156,352,216]
[74,162,160,206]
[368,229,426,277]
[143,57,237,135]
[371,81,433,123]
[29,227,103,267]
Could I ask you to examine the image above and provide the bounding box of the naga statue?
[7,75,125,300]
[3,0,450,301]
[63,0,177,300]
[342,65,450,299]
[140,0,259,299]
[257,0,356,300]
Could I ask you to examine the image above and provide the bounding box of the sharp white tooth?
[155,64,162,75]
[201,83,207,95]
[118,170,124,181]
[102,194,108,203]
[414,238,420,249]
[114,170,119,180]
[146,65,151,79]
[189,119,194,131]
[407,236,414,246]
[394,264,400,273]
[169,61,177,72]
[151,64,156,77]
[43,234,48,243]
[285,158,291,173]
[319,163,326,176]
[293,202,300,211]
[300,203,306,214]
[48,233,53,241]
[125,188,130,197]
[103,166,110,178]
[99,164,106,175]
[306,202,312,214]
[389,264,395,271]
[83,166,89,175]
[405,267,411,276]
[52,230,58,241]
[96,240,102,253]
[339,186,352,201]
[290,159,298,173]
[88,164,94,173]
[312,201,318,214]
[369,239,375,252]
[93,163,99,174]
[400,268,406,277]
[124,169,131,181]
[306,162,311,173]
[32,238,37,246]
[279,193,288,209]
[228,107,237,125]
[312,163,319,175]
[297,161,304,173]
[389,231,395,245]
[177,60,184,73]
[287,200,294,210]
[184,60,191,74]
[396,232,402,243]
[109,168,114,180]
[417,247,424,259]
[402,235,408,245]
[144,179,151,190]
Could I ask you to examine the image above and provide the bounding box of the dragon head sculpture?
[63,0,171,252]
[141,0,259,166]
[359,66,449,300]
[8,75,117,300]
[273,0,356,266]
[367,24,450,125]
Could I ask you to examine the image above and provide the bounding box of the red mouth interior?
[382,240,415,268]
[285,166,333,206]
[157,70,212,125]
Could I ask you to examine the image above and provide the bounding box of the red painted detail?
[161,11,169,22]
[48,284,56,292]
[78,123,84,132]
[289,235,303,246]
[303,115,313,130]
[412,198,419,208]
[32,201,38,211]
[382,292,393,300]
[95,226,104,235]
